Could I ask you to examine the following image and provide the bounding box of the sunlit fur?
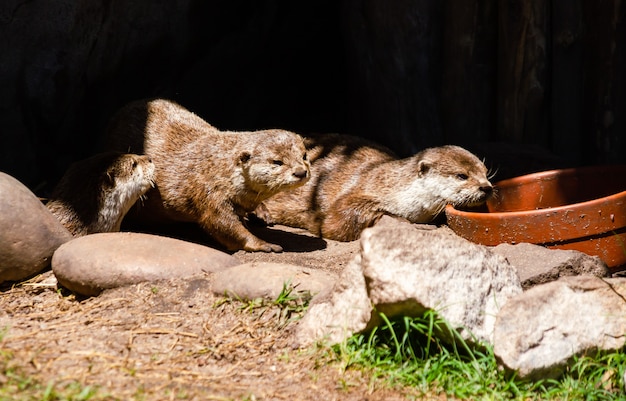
[104,99,310,252]
[260,135,493,241]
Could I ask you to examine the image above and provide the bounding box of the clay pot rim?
[491,164,626,191]
[446,165,626,219]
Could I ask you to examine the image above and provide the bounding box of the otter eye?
[272,160,284,166]
[456,173,469,180]
[132,161,138,169]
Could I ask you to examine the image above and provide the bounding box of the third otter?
[104,99,310,252]
[46,152,155,237]
[257,134,493,241]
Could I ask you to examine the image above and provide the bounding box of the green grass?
[330,310,626,400]
[222,280,313,329]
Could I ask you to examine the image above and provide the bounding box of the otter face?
[418,145,493,209]
[239,130,311,196]
[106,154,156,204]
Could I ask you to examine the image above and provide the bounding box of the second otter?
[104,99,310,252]
[46,152,156,236]
[258,134,493,241]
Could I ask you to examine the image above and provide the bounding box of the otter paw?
[250,203,275,226]
[244,241,283,253]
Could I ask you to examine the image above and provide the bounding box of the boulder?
[52,232,240,296]
[492,242,610,289]
[211,261,336,301]
[0,172,72,283]
[295,217,523,347]
[493,275,626,380]
[360,219,522,345]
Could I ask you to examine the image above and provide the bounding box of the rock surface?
[0,172,72,283]
[492,242,610,289]
[52,232,240,296]
[493,275,626,380]
[295,217,523,346]
[360,219,522,344]
[211,261,336,301]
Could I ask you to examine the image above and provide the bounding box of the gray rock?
[294,255,373,347]
[294,217,523,347]
[492,242,610,289]
[493,276,626,380]
[211,261,336,301]
[0,172,72,283]
[360,218,522,345]
[52,232,240,296]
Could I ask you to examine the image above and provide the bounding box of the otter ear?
[239,152,251,164]
[417,160,430,177]
[104,170,115,186]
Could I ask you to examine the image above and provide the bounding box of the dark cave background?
[1,0,625,194]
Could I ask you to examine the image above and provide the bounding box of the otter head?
[417,145,493,209]
[105,153,155,232]
[238,129,310,198]
[106,154,155,191]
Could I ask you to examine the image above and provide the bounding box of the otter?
[46,152,156,236]
[256,134,493,241]
[104,99,310,252]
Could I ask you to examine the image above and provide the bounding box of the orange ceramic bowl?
[445,165,626,273]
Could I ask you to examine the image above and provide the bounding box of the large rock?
[211,261,336,301]
[494,276,626,380]
[0,172,72,283]
[492,242,610,289]
[361,219,522,345]
[295,217,523,346]
[52,232,240,296]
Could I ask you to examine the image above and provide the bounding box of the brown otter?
[46,152,156,236]
[257,134,493,241]
[104,98,310,252]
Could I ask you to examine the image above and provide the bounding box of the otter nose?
[293,168,308,179]
[480,184,493,196]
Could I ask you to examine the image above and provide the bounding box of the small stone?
[211,261,335,301]
[52,232,240,296]
[0,172,72,283]
[492,242,610,289]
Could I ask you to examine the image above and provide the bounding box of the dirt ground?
[0,225,432,400]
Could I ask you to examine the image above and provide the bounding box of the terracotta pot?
[445,165,626,273]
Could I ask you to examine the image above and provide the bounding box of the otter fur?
[258,134,493,241]
[104,99,310,252]
[46,152,156,236]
